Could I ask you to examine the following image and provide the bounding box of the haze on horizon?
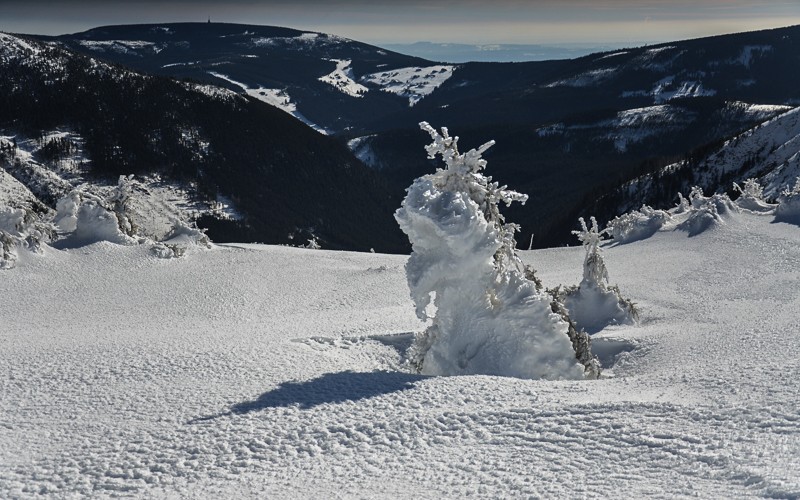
[1,0,799,48]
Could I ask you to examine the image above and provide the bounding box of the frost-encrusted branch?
[420,121,528,222]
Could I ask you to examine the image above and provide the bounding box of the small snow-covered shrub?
[0,206,55,269]
[106,174,139,237]
[733,178,775,213]
[55,175,140,242]
[395,122,598,380]
[150,218,212,258]
[556,217,637,334]
[775,177,800,224]
[55,189,137,247]
[305,237,321,250]
[677,186,738,236]
[674,192,691,214]
[607,205,671,244]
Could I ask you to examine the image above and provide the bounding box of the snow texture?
[1,206,799,497]
[394,122,588,380]
[362,65,455,106]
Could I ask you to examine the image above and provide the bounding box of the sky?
[1,0,800,46]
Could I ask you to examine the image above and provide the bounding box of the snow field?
[1,209,799,497]
[362,65,455,106]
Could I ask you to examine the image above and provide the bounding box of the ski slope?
[1,211,799,498]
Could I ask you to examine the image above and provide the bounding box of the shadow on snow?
[189,370,427,423]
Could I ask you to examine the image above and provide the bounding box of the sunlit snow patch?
[361,65,455,106]
[318,59,368,98]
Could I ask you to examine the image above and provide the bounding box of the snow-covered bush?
[677,186,738,236]
[305,237,321,250]
[150,218,212,259]
[395,122,598,380]
[0,206,55,269]
[54,188,138,247]
[775,177,800,224]
[555,217,637,334]
[607,205,671,244]
[673,192,691,214]
[106,174,139,237]
[733,178,775,213]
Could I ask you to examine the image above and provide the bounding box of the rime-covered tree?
[775,177,800,224]
[395,122,599,380]
[554,217,637,334]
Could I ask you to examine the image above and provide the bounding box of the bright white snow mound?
[395,123,588,380]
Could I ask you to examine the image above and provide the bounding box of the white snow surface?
[318,59,368,98]
[362,65,455,106]
[2,203,800,497]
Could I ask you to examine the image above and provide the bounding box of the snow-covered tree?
[733,178,775,213]
[150,218,212,259]
[775,177,800,224]
[395,122,599,380]
[106,174,139,237]
[554,217,637,334]
[0,206,55,269]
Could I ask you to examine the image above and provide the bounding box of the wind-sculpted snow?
[1,211,799,497]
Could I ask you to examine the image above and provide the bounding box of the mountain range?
[2,22,799,249]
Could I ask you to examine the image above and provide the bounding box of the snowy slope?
[616,106,800,212]
[0,130,229,240]
[318,59,369,98]
[362,65,455,106]
[2,210,799,497]
[207,71,330,134]
[692,106,800,196]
